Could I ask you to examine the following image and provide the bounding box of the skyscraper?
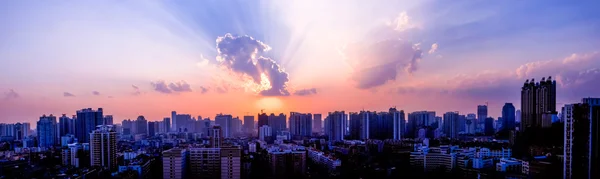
[210,126,223,148]
[37,114,57,147]
[443,112,459,139]
[135,116,147,135]
[148,121,156,136]
[215,114,233,138]
[171,111,177,132]
[289,112,312,139]
[163,117,171,133]
[232,116,242,134]
[90,125,117,171]
[485,117,494,136]
[75,108,104,143]
[103,115,113,125]
[563,98,600,179]
[243,115,255,134]
[502,103,516,130]
[477,105,488,131]
[313,114,322,133]
[175,114,192,132]
[521,77,556,131]
[268,113,287,136]
[390,108,406,140]
[406,111,435,138]
[59,114,74,137]
[325,111,346,142]
[259,125,272,141]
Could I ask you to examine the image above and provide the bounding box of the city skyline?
[2,0,600,125]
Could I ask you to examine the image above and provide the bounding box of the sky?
[1,0,600,127]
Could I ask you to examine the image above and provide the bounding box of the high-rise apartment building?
[563,98,600,179]
[257,113,269,129]
[163,148,188,179]
[313,114,322,133]
[289,112,312,139]
[220,147,242,179]
[148,121,156,136]
[406,111,435,138]
[135,116,147,135]
[210,126,223,148]
[59,114,74,137]
[75,108,104,143]
[485,117,495,135]
[477,105,488,130]
[163,117,171,133]
[243,115,255,134]
[37,114,57,147]
[268,113,287,137]
[89,125,117,171]
[171,111,177,132]
[521,77,556,131]
[259,125,272,141]
[103,115,113,125]
[325,111,346,142]
[268,149,306,178]
[190,148,220,179]
[465,113,476,134]
[502,103,516,130]
[215,114,233,138]
[443,112,459,139]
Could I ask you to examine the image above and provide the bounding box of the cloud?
[151,81,172,94]
[151,80,194,94]
[428,43,438,54]
[200,86,209,94]
[215,33,290,96]
[3,89,19,100]
[344,39,423,89]
[294,88,318,96]
[168,81,192,92]
[393,11,418,32]
[92,91,100,95]
[132,85,141,95]
[63,92,75,97]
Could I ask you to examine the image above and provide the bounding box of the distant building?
[325,111,346,142]
[243,116,255,134]
[313,114,322,133]
[59,114,74,136]
[75,108,104,143]
[477,105,488,131]
[90,125,117,171]
[215,114,233,138]
[485,117,495,136]
[502,103,516,130]
[407,111,435,138]
[289,112,312,139]
[465,113,476,134]
[37,114,57,148]
[162,148,188,179]
[268,113,287,137]
[103,115,113,125]
[147,121,156,136]
[443,112,460,139]
[163,117,171,133]
[259,125,272,142]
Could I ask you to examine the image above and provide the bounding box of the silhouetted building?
[407,111,435,138]
[521,77,556,132]
[289,112,312,139]
[135,116,147,135]
[443,112,460,139]
[75,108,104,143]
[485,117,494,136]
[563,98,600,179]
[502,103,516,130]
[325,111,346,142]
[215,114,233,138]
[59,114,74,137]
[269,113,287,137]
[313,114,322,133]
[163,117,171,133]
[103,115,113,125]
[243,115,255,134]
[147,121,156,136]
[477,105,488,131]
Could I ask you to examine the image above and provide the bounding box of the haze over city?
[2,0,600,126]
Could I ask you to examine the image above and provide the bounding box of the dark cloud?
[63,92,75,97]
[92,91,100,95]
[345,39,423,89]
[151,80,195,94]
[3,89,19,100]
[168,81,192,92]
[294,88,317,96]
[200,86,209,94]
[216,33,290,96]
[151,81,172,94]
